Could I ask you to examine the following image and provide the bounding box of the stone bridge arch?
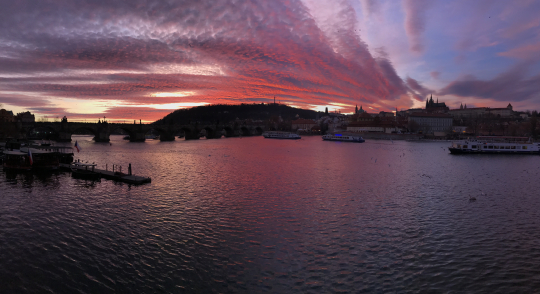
[255,127,263,135]
[240,126,251,136]
[180,127,199,140]
[149,127,175,141]
[70,126,99,142]
[222,126,235,137]
[203,126,223,139]
[110,126,136,140]
[25,124,59,140]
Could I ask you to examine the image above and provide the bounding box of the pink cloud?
[498,43,540,60]
[0,0,431,120]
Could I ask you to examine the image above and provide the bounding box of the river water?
[2,135,540,293]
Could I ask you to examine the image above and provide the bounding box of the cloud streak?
[0,0,432,121]
[438,63,540,103]
[403,0,432,54]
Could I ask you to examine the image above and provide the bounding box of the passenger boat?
[449,136,540,154]
[262,131,301,139]
[21,148,60,170]
[322,134,365,143]
[3,148,59,170]
[2,150,32,170]
[33,145,74,164]
[70,162,101,181]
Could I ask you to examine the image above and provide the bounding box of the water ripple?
[2,136,540,292]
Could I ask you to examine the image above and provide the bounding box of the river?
[1,135,540,293]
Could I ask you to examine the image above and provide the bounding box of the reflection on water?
[1,135,540,293]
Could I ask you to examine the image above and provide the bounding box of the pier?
[60,163,151,184]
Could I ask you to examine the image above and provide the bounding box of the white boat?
[322,134,365,143]
[262,131,301,139]
[449,136,540,154]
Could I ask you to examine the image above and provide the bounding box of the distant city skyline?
[1,0,539,122]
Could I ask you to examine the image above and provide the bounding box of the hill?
[153,103,321,125]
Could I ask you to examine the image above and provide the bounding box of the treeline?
[459,111,539,138]
[154,103,321,125]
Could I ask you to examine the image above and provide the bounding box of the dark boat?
[33,146,74,164]
[21,148,60,170]
[2,150,32,171]
[262,131,301,139]
[3,148,59,171]
[39,140,52,147]
[70,162,101,181]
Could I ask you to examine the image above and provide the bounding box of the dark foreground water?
[2,135,540,293]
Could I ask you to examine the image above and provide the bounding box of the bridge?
[9,120,268,142]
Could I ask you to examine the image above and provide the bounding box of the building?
[425,95,449,113]
[0,109,15,122]
[291,118,317,131]
[449,103,514,118]
[488,104,513,117]
[16,111,35,123]
[354,105,366,114]
[347,121,401,133]
[406,108,425,115]
[379,111,394,118]
[449,107,487,118]
[408,113,453,135]
[452,126,468,133]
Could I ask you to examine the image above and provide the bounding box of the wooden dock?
[60,163,151,185]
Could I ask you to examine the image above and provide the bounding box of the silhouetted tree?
[408,120,420,133]
[530,111,538,139]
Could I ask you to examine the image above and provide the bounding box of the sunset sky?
[1,0,539,122]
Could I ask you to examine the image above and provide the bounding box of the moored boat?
[449,136,540,154]
[3,148,60,171]
[20,148,60,170]
[32,145,74,164]
[2,150,32,171]
[262,131,301,139]
[322,134,365,143]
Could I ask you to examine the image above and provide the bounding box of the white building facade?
[408,113,453,134]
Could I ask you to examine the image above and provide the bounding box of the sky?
[1,0,539,122]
